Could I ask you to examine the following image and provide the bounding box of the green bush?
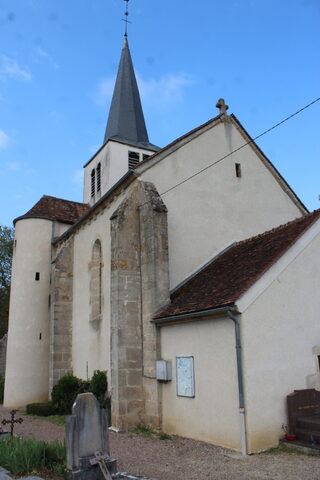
[79,379,91,393]
[51,374,81,414]
[0,437,66,475]
[50,371,110,415]
[26,402,56,417]
[0,376,4,403]
[90,370,108,405]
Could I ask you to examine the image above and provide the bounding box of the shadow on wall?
[0,334,7,378]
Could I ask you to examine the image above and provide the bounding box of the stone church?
[4,34,320,454]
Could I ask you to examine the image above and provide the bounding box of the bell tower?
[83,3,159,205]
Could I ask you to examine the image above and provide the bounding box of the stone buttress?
[110,181,169,430]
[49,237,74,392]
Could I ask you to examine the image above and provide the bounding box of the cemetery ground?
[0,406,319,480]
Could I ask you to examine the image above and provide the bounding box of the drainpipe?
[227,308,247,456]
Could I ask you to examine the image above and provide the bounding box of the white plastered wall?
[71,191,126,381]
[139,119,304,289]
[4,218,52,407]
[160,317,241,450]
[83,141,155,205]
[240,229,320,453]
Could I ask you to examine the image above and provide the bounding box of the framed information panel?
[176,356,195,397]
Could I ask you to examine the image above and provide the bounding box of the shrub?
[0,437,66,475]
[51,374,81,414]
[79,379,91,393]
[0,376,4,403]
[51,371,110,415]
[26,402,56,417]
[90,370,108,406]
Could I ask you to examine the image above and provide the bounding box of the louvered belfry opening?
[128,151,140,169]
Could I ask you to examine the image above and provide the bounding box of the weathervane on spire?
[122,0,132,37]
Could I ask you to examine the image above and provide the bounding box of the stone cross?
[216,98,229,114]
[1,409,23,436]
[65,393,117,480]
[90,451,112,480]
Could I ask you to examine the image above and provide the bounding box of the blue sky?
[0,0,319,226]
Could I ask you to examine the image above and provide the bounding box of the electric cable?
[138,96,320,207]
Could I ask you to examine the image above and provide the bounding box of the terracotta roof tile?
[154,210,320,320]
[15,195,89,225]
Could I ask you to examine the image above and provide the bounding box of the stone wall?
[49,238,74,392]
[0,334,7,378]
[110,181,169,430]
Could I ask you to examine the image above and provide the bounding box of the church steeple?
[104,36,158,151]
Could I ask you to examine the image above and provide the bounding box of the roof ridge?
[233,209,320,248]
[42,194,88,206]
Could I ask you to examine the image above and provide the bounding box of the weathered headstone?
[65,393,117,480]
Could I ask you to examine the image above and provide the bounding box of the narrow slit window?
[128,151,140,169]
[235,163,242,178]
[317,355,320,371]
[91,169,96,197]
[35,272,40,281]
[97,163,101,192]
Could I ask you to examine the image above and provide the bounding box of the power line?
[138,96,320,206]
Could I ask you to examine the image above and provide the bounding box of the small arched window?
[91,169,96,198]
[90,239,103,321]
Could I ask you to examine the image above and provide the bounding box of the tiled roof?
[14,195,89,225]
[154,210,320,320]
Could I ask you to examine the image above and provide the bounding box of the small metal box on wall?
[156,360,172,381]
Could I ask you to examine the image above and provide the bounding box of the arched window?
[90,239,103,321]
[91,169,96,198]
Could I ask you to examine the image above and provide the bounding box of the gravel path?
[1,405,320,480]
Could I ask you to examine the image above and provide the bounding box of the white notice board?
[176,356,195,397]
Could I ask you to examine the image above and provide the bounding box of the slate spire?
[104,36,158,151]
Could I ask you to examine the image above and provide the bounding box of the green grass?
[133,425,154,436]
[41,414,65,426]
[159,432,172,441]
[132,425,172,440]
[262,442,308,456]
[22,410,65,426]
[0,437,66,475]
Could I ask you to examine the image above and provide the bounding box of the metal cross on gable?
[1,409,23,436]
[90,451,112,480]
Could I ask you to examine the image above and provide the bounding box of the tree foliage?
[0,226,14,337]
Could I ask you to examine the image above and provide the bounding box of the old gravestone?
[65,393,117,480]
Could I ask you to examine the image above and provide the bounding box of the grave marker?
[65,393,117,480]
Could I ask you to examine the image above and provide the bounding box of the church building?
[4,32,320,455]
